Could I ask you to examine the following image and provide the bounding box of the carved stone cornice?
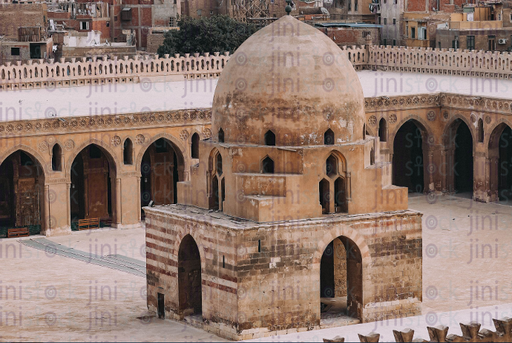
[440,93,512,115]
[365,94,441,112]
[364,92,512,115]
[0,108,212,137]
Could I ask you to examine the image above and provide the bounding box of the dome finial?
[285,0,293,15]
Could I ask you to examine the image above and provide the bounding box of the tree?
[157,16,258,57]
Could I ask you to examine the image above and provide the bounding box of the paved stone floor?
[0,228,225,342]
[2,194,512,341]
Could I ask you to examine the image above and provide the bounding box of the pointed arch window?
[191,133,199,158]
[264,130,276,146]
[52,144,62,171]
[478,119,484,143]
[379,118,387,142]
[123,138,133,165]
[324,129,334,145]
[262,156,274,174]
[218,128,224,143]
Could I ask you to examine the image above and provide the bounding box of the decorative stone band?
[0,108,212,137]
[1,92,510,137]
[365,92,512,116]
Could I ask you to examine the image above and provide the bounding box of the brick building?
[315,22,381,46]
[0,3,53,62]
[47,1,111,40]
[110,0,180,49]
[46,0,179,50]
[436,3,512,51]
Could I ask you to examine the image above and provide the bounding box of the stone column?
[347,172,352,201]
[473,152,487,202]
[43,184,50,235]
[116,177,122,226]
[137,176,141,222]
[488,157,499,202]
[117,173,141,229]
[46,181,72,236]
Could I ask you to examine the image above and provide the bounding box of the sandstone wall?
[144,206,422,340]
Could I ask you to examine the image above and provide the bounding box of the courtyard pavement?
[2,194,512,341]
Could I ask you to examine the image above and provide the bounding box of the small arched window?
[218,128,224,143]
[264,130,276,146]
[379,118,387,142]
[326,154,338,176]
[319,179,330,214]
[262,156,274,173]
[370,148,375,165]
[324,129,334,145]
[191,133,199,158]
[123,138,133,165]
[52,144,62,171]
[363,124,366,140]
[478,119,484,143]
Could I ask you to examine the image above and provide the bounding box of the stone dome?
[212,15,365,146]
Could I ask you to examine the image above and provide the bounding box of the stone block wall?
[144,205,422,340]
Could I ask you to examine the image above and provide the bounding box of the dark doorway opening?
[320,236,362,324]
[30,43,41,59]
[0,151,43,234]
[178,235,202,318]
[140,139,182,217]
[393,120,424,193]
[157,293,165,319]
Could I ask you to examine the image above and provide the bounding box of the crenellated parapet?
[368,45,512,79]
[0,46,369,91]
[0,52,231,91]
[324,318,512,342]
[5,45,512,91]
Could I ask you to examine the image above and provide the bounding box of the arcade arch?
[140,138,183,215]
[320,236,362,322]
[392,120,427,193]
[70,144,117,226]
[444,119,474,194]
[178,234,202,317]
[0,150,45,234]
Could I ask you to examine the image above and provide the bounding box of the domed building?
[145,15,423,340]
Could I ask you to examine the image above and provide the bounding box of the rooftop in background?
[315,22,383,28]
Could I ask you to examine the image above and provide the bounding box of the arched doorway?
[393,120,425,193]
[178,235,202,318]
[445,119,473,194]
[0,151,44,235]
[70,144,116,227]
[489,124,512,202]
[140,138,183,216]
[320,236,362,323]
